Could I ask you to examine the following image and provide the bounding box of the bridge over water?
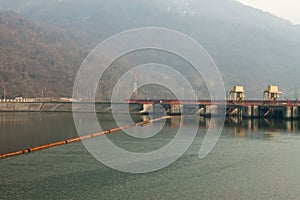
[129,99,300,119]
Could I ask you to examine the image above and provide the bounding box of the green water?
[1,113,300,199]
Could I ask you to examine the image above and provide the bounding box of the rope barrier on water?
[0,116,171,159]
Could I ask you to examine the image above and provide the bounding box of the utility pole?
[42,75,49,98]
[2,80,6,100]
[132,68,138,99]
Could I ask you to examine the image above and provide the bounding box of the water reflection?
[1,113,300,155]
[0,113,77,154]
[224,117,299,132]
[222,117,300,140]
[141,116,300,140]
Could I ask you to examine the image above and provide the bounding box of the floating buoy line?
[0,116,171,159]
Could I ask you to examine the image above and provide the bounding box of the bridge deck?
[128,99,299,107]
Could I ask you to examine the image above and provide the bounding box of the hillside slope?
[1,0,300,99]
[0,12,84,98]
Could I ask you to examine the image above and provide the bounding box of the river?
[1,112,300,199]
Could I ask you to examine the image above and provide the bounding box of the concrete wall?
[0,102,143,113]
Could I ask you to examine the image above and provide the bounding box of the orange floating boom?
[0,116,171,159]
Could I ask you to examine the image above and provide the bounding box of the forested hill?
[0,11,85,98]
[1,0,300,99]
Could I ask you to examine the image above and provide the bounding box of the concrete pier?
[170,104,182,115]
[284,106,292,119]
[293,106,298,119]
[242,106,252,118]
[252,106,259,118]
[205,105,219,117]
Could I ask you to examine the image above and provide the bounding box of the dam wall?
[0,102,143,113]
[1,101,299,120]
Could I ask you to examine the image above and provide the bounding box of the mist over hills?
[1,0,300,99]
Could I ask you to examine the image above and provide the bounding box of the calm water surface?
[1,112,300,199]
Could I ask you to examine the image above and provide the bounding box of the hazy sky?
[235,0,300,24]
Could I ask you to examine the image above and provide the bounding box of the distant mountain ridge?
[0,0,300,99]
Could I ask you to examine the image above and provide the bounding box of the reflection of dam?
[0,115,30,126]
[223,118,300,140]
[141,116,300,133]
[224,118,299,132]
[151,116,300,141]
